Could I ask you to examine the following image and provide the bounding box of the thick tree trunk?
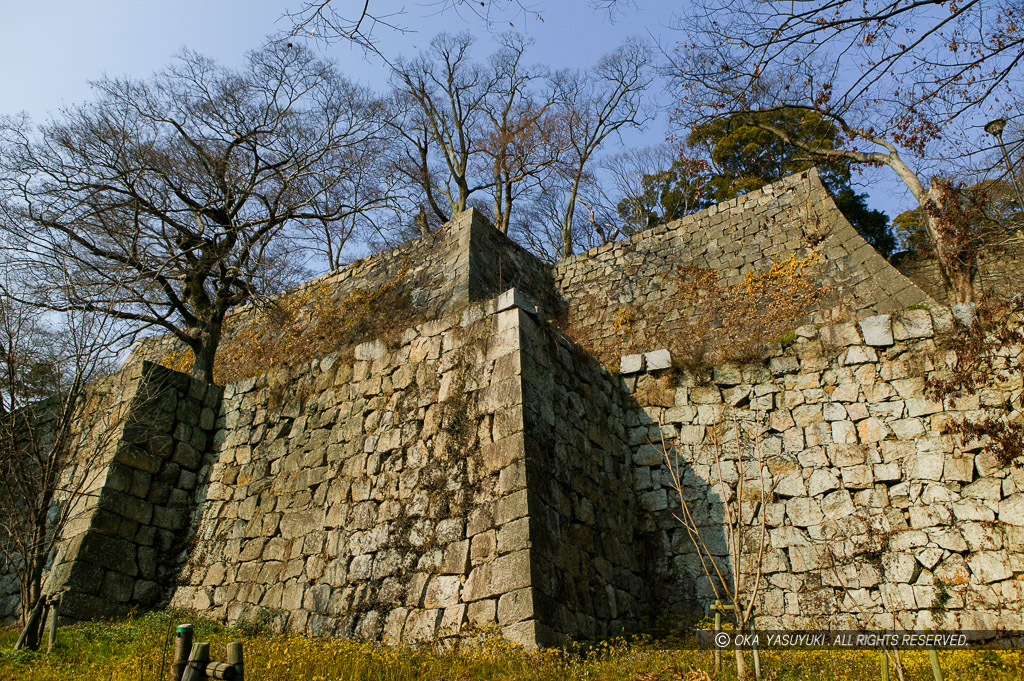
[189,322,222,384]
[562,186,580,259]
[415,207,430,237]
[454,177,469,215]
[923,192,982,306]
[735,648,749,680]
[500,181,513,235]
[882,157,982,305]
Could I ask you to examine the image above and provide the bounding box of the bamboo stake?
[173,624,194,681]
[713,600,722,675]
[928,646,944,681]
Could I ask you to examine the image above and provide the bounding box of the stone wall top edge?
[618,303,973,377]
[226,224,453,322]
[552,169,824,274]
[217,286,533,393]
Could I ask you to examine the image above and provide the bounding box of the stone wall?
[0,553,17,624]
[624,306,1024,629]
[43,362,221,623]
[30,170,1024,643]
[894,234,1024,305]
[168,294,548,644]
[553,169,932,360]
[518,313,648,643]
[464,214,562,319]
[127,209,554,369]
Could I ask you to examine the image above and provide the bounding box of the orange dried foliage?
[564,254,829,372]
[157,269,420,384]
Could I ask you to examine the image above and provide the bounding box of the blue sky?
[0,0,912,217]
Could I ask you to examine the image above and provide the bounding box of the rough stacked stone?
[0,561,16,624]
[41,362,221,623]
[15,183,1023,645]
[894,237,1024,305]
[625,306,1024,630]
[170,298,544,646]
[553,169,932,361]
[519,311,646,645]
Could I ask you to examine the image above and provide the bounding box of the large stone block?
[969,552,1012,584]
[893,309,934,340]
[423,576,461,609]
[999,494,1024,525]
[859,315,893,346]
[645,349,672,372]
[620,354,644,374]
[497,587,535,625]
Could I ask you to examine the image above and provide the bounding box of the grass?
[1,610,1024,681]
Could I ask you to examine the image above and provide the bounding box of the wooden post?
[928,646,944,681]
[173,624,194,681]
[749,622,761,681]
[710,600,737,677]
[226,642,244,681]
[205,662,237,680]
[47,595,61,650]
[712,600,722,675]
[181,642,210,681]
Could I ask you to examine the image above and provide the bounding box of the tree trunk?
[500,181,513,235]
[735,648,749,680]
[562,181,581,259]
[925,211,980,305]
[189,322,222,384]
[454,176,469,215]
[415,207,430,237]
[883,156,982,305]
[15,597,45,650]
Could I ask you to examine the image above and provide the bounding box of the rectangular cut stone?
[893,309,934,340]
[840,346,878,365]
[620,354,644,374]
[495,288,537,315]
[859,315,894,346]
[906,397,942,417]
[821,322,862,346]
[644,349,672,372]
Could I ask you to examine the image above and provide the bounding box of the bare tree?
[0,41,390,383]
[293,129,406,271]
[670,0,1024,304]
[551,37,653,257]
[678,0,1023,128]
[591,144,688,237]
[660,413,770,681]
[283,1,625,50]
[479,34,563,234]
[389,32,498,225]
[0,267,121,650]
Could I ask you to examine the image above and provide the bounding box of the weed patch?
[927,300,1024,466]
[564,254,831,371]
[2,612,1024,681]
[158,269,426,385]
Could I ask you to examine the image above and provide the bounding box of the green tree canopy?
[637,108,898,257]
